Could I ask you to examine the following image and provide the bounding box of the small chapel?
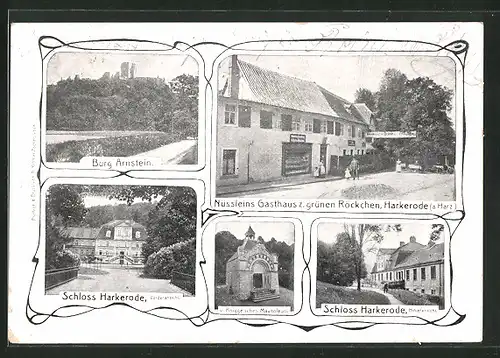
[225,226,280,302]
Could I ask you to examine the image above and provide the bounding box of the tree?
[363,68,455,169]
[46,185,86,226]
[214,231,242,284]
[342,224,401,291]
[354,88,377,112]
[430,224,445,241]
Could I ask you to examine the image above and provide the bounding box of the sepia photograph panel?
[214,221,295,310]
[315,222,446,310]
[44,184,197,297]
[215,55,456,201]
[44,52,199,166]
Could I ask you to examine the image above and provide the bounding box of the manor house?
[226,226,280,302]
[216,55,376,188]
[59,219,147,265]
[370,236,445,297]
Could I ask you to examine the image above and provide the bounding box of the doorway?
[253,273,263,289]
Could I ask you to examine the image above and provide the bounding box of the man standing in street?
[349,157,360,180]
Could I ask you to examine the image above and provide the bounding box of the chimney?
[120,62,129,78]
[130,63,136,79]
[229,55,240,99]
[400,241,405,247]
[409,236,417,243]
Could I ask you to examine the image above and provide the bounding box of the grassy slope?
[316,281,390,307]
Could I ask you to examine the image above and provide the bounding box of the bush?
[278,271,294,290]
[48,250,80,270]
[46,132,180,162]
[144,238,196,279]
[339,152,395,175]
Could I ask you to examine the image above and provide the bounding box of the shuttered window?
[238,106,251,128]
[281,114,292,131]
[260,110,273,129]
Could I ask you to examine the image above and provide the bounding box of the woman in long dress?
[345,167,351,179]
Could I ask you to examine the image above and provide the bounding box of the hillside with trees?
[46,74,198,137]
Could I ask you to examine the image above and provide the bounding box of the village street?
[46,266,188,295]
[222,172,455,201]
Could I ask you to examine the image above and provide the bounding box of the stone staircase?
[251,288,280,303]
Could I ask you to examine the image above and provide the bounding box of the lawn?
[78,266,109,275]
[389,289,444,308]
[46,132,180,162]
[316,281,390,307]
[215,285,294,309]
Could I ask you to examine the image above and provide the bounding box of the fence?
[45,265,80,291]
[171,270,195,295]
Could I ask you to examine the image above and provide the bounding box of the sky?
[47,52,199,85]
[317,222,445,272]
[216,221,295,246]
[82,195,158,208]
[219,54,456,103]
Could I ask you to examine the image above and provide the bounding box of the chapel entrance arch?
[251,259,271,290]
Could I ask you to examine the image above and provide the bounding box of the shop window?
[413,268,418,281]
[260,110,273,129]
[327,121,334,134]
[222,149,237,176]
[431,266,437,280]
[281,114,292,131]
[421,267,426,280]
[224,104,237,125]
[106,230,111,238]
[292,117,301,131]
[135,231,141,239]
[238,106,251,128]
[304,119,313,132]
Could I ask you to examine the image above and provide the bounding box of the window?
[361,150,364,155]
[343,149,347,156]
[347,125,352,137]
[389,272,392,281]
[260,110,273,129]
[273,116,282,130]
[238,106,251,128]
[421,289,425,294]
[357,149,361,155]
[313,118,321,133]
[292,117,301,131]
[106,230,111,238]
[431,266,437,279]
[224,104,236,125]
[304,119,313,132]
[136,244,140,248]
[362,130,366,138]
[350,149,354,156]
[281,114,292,131]
[99,250,102,256]
[413,268,418,281]
[351,125,356,138]
[74,240,79,245]
[135,231,141,239]
[357,127,363,138]
[327,121,334,134]
[431,289,436,295]
[320,120,327,133]
[222,149,237,176]
[335,122,344,136]
[421,267,426,280]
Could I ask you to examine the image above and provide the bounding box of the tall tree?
[354,88,377,113]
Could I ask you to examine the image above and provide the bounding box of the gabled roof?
[243,239,258,251]
[245,225,255,237]
[395,243,445,268]
[237,60,338,117]
[317,86,368,125]
[351,103,373,125]
[58,227,100,240]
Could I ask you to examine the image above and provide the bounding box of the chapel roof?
[245,225,255,237]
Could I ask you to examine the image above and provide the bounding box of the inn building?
[216,55,376,188]
[59,219,147,265]
[370,237,445,297]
